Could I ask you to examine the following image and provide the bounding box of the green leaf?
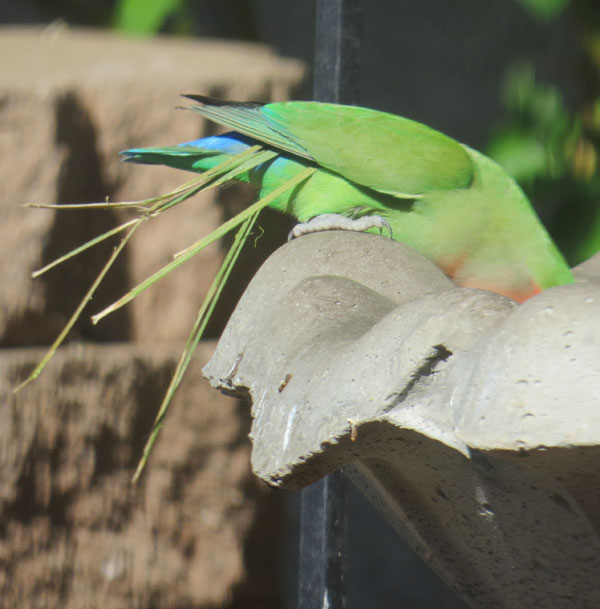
[113,0,184,35]
[504,64,569,131]
[487,129,549,182]
[515,0,570,20]
[576,206,600,262]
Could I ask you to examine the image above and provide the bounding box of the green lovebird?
[123,95,574,303]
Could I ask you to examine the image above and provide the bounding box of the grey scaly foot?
[288,213,392,241]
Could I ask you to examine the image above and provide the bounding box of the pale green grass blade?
[32,218,140,278]
[125,145,264,214]
[131,210,258,483]
[14,145,284,395]
[130,145,269,210]
[25,201,151,211]
[210,149,278,185]
[155,148,277,214]
[92,167,316,324]
[173,167,313,261]
[26,144,267,214]
[14,219,143,393]
[31,146,273,279]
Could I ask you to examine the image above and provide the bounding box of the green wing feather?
[183,95,474,198]
[183,95,312,159]
[261,102,474,196]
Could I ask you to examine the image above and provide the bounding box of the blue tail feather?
[119,132,260,174]
[121,132,256,162]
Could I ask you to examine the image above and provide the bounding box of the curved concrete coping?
[204,231,600,609]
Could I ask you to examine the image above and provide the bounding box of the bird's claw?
[288,213,393,241]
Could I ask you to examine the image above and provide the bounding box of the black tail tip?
[181,93,264,108]
[182,93,219,105]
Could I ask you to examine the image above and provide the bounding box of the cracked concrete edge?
[203,233,600,487]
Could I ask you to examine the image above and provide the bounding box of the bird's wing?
[183,95,474,197]
[183,95,313,160]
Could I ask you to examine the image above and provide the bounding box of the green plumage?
[123,95,574,302]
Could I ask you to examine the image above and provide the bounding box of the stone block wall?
[0,26,305,608]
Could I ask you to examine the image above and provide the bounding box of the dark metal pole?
[297,3,362,609]
[313,0,362,105]
[298,471,348,609]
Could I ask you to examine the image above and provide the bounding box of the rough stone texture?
[204,232,600,609]
[1,342,282,609]
[0,26,304,345]
[0,26,304,609]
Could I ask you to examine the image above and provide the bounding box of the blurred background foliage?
[113,0,190,35]
[489,0,600,264]
[20,0,600,266]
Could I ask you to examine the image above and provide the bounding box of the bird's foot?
[288,213,392,241]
